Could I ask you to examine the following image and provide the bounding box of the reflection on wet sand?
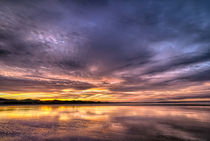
[0,105,210,141]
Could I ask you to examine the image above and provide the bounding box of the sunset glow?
[0,0,210,102]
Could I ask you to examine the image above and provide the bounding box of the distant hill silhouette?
[1,98,210,106]
[0,98,107,105]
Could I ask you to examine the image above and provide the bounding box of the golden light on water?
[0,105,210,141]
[0,0,210,141]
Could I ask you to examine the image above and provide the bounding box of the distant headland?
[0,98,108,105]
[1,98,210,106]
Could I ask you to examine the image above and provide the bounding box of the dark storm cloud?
[0,29,50,68]
[109,79,181,92]
[179,69,210,82]
[61,0,108,7]
[0,75,94,92]
[157,92,210,101]
[0,49,10,56]
[0,0,209,71]
[0,0,210,101]
[0,0,155,73]
[145,49,210,75]
[110,68,210,92]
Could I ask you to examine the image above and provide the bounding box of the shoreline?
[1,102,210,106]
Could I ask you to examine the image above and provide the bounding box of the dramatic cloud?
[0,0,210,101]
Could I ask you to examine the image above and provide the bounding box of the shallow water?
[0,105,210,141]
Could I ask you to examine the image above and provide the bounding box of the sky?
[0,0,210,102]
